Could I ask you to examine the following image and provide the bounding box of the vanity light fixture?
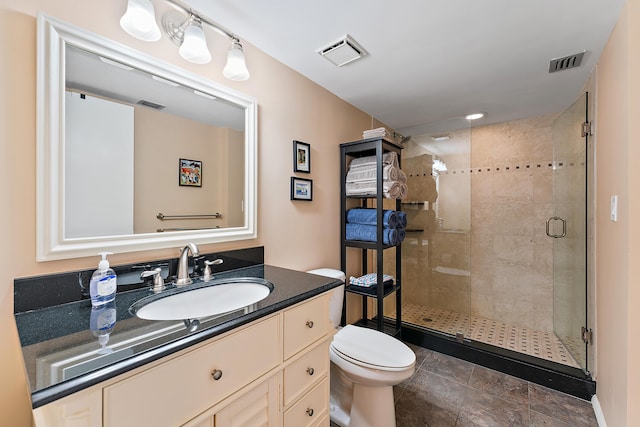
[120,0,162,42]
[176,15,211,64]
[119,0,250,80]
[223,38,250,81]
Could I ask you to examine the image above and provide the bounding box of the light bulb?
[223,40,250,81]
[179,19,211,64]
[119,0,161,42]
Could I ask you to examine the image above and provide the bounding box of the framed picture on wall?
[291,177,313,201]
[179,158,202,187]
[293,140,311,173]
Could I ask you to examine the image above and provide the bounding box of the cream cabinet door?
[183,376,280,427]
[215,375,279,427]
[104,316,280,427]
[33,388,101,427]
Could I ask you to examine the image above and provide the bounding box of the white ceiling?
[185,0,624,136]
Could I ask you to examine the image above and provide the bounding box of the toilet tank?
[307,268,345,328]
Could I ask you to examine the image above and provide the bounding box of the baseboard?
[591,395,607,427]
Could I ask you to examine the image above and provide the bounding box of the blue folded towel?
[397,211,407,229]
[346,223,399,245]
[397,228,406,243]
[346,208,398,229]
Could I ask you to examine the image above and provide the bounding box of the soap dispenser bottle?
[89,252,117,307]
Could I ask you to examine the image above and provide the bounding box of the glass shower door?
[550,93,588,370]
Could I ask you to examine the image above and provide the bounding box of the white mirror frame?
[36,14,258,261]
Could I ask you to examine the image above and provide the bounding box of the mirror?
[37,14,257,261]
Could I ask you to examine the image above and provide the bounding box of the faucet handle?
[203,259,224,282]
[141,267,165,293]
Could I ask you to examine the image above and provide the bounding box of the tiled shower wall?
[400,113,561,333]
[469,113,559,332]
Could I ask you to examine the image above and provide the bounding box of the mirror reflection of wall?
[63,45,246,239]
[64,90,245,237]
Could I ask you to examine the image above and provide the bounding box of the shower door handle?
[546,216,566,238]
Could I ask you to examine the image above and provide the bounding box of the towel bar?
[156,212,222,220]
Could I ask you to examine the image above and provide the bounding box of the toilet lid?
[331,325,415,370]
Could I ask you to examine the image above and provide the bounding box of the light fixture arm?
[165,0,238,41]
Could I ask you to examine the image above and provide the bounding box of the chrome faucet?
[175,243,200,286]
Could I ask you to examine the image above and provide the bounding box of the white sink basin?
[130,278,273,321]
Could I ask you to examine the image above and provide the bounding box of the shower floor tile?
[395,302,580,368]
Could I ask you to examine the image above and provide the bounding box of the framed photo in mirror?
[179,158,202,187]
[293,140,311,173]
[291,177,312,201]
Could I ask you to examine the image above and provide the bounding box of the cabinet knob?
[211,369,223,381]
[306,408,314,417]
[306,320,314,328]
[307,367,315,376]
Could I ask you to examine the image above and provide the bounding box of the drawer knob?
[211,369,223,381]
[307,367,315,376]
[306,320,314,328]
[306,408,314,417]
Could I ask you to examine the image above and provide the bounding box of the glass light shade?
[223,41,250,81]
[178,20,211,64]
[119,0,161,42]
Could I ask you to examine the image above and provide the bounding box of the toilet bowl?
[307,269,416,427]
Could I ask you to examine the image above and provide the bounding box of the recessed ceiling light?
[431,134,452,141]
[99,56,134,71]
[194,90,217,100]
[151,75,180,86]
[465,113,486,120]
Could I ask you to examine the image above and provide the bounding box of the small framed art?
[179,158,202,187]
[291,177,313,201]
[293,140,311,173]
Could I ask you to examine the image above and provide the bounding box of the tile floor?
[331,343,598,427]
[395,303,582,368]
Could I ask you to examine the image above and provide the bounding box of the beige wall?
[0,1,378,423]
[595,0,640,425]
[134,107,232,232]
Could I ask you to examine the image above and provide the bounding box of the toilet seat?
[331,325,415,371]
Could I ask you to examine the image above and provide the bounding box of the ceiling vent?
[548,51,586,73]
[137,99,165,110]
[317,34,367,67]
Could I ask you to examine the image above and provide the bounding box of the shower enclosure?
[386,93,590,373]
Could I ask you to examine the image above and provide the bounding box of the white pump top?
[97,252,113,270]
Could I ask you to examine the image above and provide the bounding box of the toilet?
[307,269,416,427]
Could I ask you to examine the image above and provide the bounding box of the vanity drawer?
[283,339,330,406]
[104,316,280,427]
[284,378,328,427]
[283,294,329,359]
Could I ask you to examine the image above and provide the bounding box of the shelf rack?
[340,137,403,336]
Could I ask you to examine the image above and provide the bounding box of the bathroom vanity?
[14,248,340,426]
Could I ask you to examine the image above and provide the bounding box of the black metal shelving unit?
[340,137,403,336]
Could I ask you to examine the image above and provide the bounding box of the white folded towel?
[345,180,405,199]
[349,152,399,169]
[346,164,399,183]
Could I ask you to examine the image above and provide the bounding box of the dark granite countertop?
[14,259,341,409]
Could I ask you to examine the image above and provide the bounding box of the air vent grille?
[137,100,166,110]
[548,51,585,73]
[317,35,367,67]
